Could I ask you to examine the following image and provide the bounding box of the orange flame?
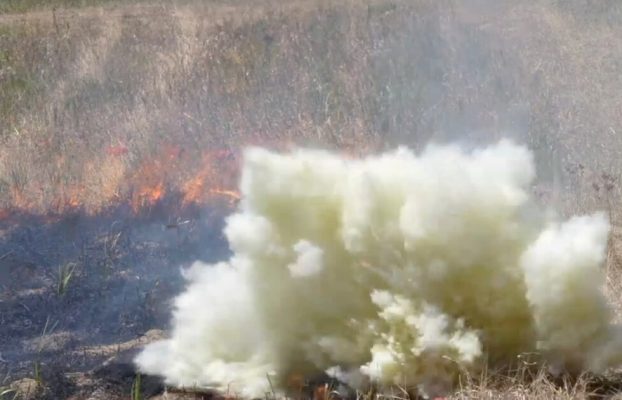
[132,182,166,212]
[181,149,240,206]
[181,174,208,206]
[209,188,241,204]
[0,139,381,222]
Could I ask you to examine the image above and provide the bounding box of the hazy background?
[1,0,621,218]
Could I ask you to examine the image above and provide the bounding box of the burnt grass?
[0,197,231,399]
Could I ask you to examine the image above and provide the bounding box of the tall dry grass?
[2,1,622,217]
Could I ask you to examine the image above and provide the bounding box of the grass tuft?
[57,262,77,297]
[131,373,142,400]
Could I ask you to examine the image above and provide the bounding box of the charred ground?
[1,199,231,399]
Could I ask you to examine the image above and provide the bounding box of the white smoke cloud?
[135,141,622,398]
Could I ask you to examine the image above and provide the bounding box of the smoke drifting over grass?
[135,141,621,398]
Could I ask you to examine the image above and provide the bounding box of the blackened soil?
[0,199,232,399]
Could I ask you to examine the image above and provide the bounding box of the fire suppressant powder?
[135,141,622,398]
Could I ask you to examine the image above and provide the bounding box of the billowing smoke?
[135,140,622,398]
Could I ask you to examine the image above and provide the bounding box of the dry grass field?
[3,0,622,399]
[2,0,622,217]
